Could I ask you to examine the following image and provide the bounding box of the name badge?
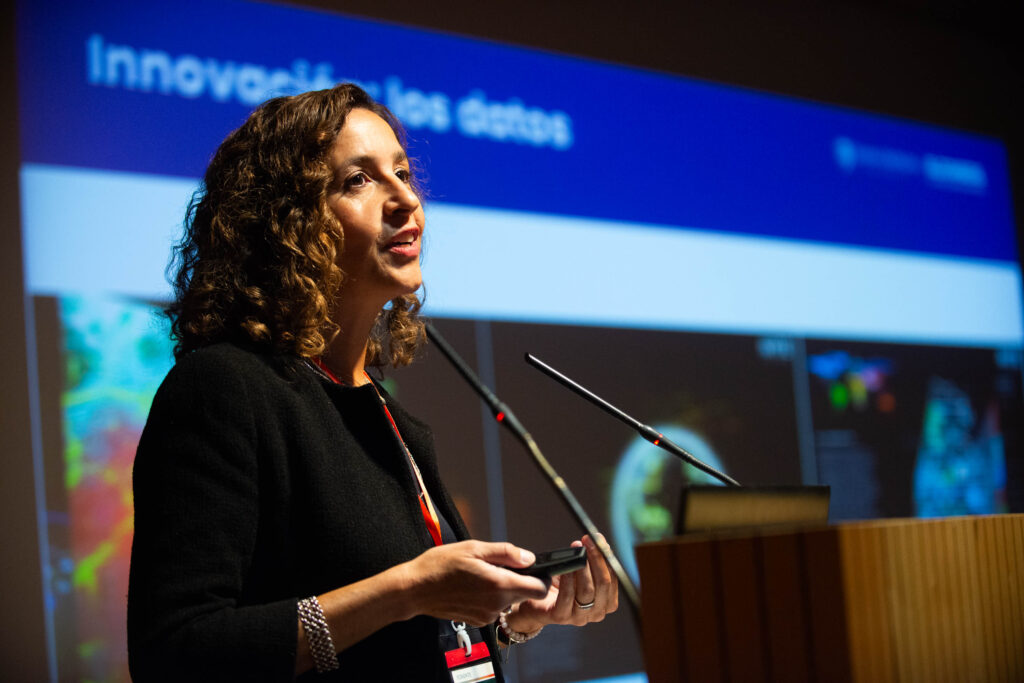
[443,622,496,683]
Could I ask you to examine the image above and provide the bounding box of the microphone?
[424,323,641,624]
[525,353,740,487]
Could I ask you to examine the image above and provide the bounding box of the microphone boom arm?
[525,353,740,487]
[424,324,642,626]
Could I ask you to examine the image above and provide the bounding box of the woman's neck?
[322,291,384,386]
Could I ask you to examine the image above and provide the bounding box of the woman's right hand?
[296,541,546,676]
[400,541,550,626]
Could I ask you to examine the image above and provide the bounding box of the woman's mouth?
[384,228,421,258]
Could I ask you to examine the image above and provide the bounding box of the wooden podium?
[636,514,1024,682]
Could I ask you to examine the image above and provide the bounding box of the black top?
[127,342,503,681]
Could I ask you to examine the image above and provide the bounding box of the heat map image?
[49,296,173,682]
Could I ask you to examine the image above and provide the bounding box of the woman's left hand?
[504,534,619,633]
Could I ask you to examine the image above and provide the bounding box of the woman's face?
[327,108,424,306]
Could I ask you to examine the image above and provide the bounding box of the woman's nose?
[386,176,420,214]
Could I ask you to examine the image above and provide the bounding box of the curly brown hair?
[167,83,425,367]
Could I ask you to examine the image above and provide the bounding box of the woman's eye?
[395,168,411,183]
[344,172,369,190]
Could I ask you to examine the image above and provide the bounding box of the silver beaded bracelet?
[496,606,543,662]
[499,609,542,643]
[298,596,339,673]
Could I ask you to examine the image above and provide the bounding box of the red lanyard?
[311,358,444,546]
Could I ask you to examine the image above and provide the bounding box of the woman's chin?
[391,271,424,298]
[340,268,422,304]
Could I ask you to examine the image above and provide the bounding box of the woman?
[127,83,617,681]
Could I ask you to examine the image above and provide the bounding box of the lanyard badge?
[311,364,494,680]
[443,621,495,682]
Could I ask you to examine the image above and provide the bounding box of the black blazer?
[127,342,501,681]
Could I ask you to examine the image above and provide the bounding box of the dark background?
[2,0,1021,678]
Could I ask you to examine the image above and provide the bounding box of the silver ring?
[574,599,596,610]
